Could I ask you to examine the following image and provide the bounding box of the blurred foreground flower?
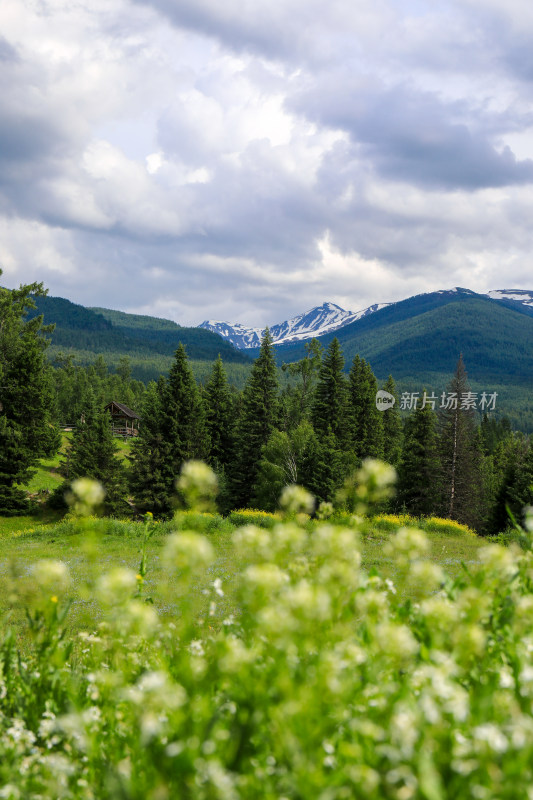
[337,458,396,514]
[280,484,315,516]
[31,560,71,594]
[177,461,218,512]
[66,478,105,516]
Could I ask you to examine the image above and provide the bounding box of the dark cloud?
[131,0,324,63]
[290,80,533,190]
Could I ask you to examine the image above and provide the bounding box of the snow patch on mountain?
[199,301,390,349]
[487,289,533,307]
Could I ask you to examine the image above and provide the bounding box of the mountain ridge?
[200,301,390,348]
[199,288,533,350]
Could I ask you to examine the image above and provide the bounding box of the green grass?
[0,513,484,647]
[17,433,133,498]
[0,509,63,537]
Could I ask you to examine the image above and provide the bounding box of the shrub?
[173,509,233,535]
[422,516,477,537]
[228,508,282,529]
[371,513,417,531]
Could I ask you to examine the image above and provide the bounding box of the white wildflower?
[162,531,214,572]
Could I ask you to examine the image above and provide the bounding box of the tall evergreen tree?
[311,338,349,446]
[397,401,441,516]
[129,379,171,516]
[307,428,351,504]
[438,355,483,529]
[512,438,533,524]
[381,375,403,467]
[490,436,533,533]
[231,329,279,508]
[204,356,235,471]
[348,355,384,460]
[58,389,127,514]
[0,274,60,514]
[161,343,210,477]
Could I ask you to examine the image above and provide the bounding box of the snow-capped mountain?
[199,301,390,349]
[199,288,533,351]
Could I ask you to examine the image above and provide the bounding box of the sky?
[1,0,533,327]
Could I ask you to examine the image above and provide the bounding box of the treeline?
[57,332,532,534]
[52,353,147,424]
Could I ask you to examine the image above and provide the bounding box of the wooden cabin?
[104,401,140,437]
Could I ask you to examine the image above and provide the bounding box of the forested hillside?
[27,294,250,367]
[263,290,533,382]
[252,290,533,431]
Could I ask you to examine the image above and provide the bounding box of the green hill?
[27,295,250,367]
[265,291,532,382]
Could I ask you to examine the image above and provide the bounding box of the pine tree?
[311,338,349,446]
[397,401,441,516]
[59,389,127,514]
[0,274,60,514]
[204,356,235,471]
[161,343,210,480]
[231,329,279,508]
[129,379,172,516]
[381,375,403,466]
[348,355,384,460]
[438,355,483,529]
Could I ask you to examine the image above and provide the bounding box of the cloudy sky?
[1,0,533,326]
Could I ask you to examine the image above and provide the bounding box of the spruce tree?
[348,355,384,460]
[59,389,127,514]
[307,427,351,504]
[397,401,441,516]
[438,355,483,529]
[231,329,279,508]
[204,356,235,471]
[0,274,60,514]
[129,380,172,516]
[381,375,403,467]
[161,343,210,481]
[491,436,533,533]
[311,338,349,446]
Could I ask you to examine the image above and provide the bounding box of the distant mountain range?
[199,289,533,349]
[200,301,390,348]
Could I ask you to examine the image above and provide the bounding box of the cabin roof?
[104,401,140,419]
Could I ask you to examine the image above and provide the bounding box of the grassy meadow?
[3,456,533,798]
